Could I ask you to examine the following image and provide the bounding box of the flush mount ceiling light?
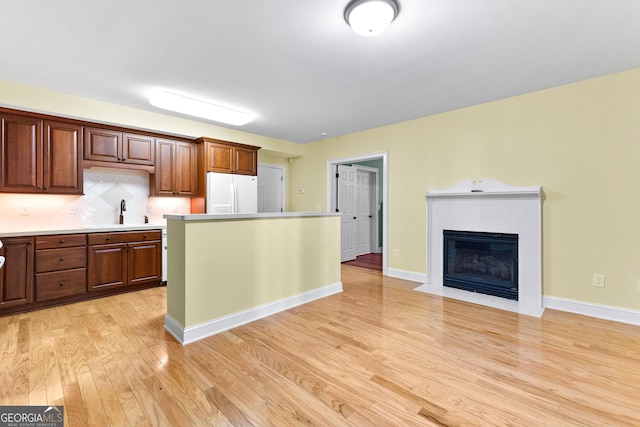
[149,90,255,126]
[344,0,400,37]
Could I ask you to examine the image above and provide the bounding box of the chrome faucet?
[119,199,126,224]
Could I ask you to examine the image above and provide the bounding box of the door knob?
[353,216,357,220]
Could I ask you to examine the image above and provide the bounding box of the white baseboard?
[543,296,640,326]
[386,268,640,326]
[164,282,343,345]
[387,268,426,283]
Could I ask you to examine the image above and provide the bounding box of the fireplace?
[417,178,543,317]
[443,230,518,300]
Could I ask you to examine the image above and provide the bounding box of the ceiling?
[1,1,639,144]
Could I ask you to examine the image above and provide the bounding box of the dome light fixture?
[344,0,400,37]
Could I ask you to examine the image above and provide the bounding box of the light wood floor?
[2,266,640,426]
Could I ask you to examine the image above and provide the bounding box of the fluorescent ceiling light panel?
[149,91,254,126]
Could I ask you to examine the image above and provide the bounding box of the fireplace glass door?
[443,230,518,300]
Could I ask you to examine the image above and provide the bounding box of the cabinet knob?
[59,257,65,261]
[59,239,65,243]
[143,234,147,239]
[107,236,111,240]
[59,281,65,286]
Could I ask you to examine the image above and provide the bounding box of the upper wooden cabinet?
[151,139,197,197]
[198,138,260,176]
[44,120,83,194]
[84,127,155,170]
[0,113,83,194]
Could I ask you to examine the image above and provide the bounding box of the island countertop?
[163,212,340,221]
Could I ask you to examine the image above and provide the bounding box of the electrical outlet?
[593,274,606,288]
[393,249,399,258]
[19,205,30,216]
[147,204,154,213]
[68,204,77,215]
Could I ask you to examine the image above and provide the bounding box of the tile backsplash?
[0,167,191,233]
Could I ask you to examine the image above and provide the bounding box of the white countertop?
[164,212,341,221]
[0,223,166,238]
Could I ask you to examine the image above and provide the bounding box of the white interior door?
[258,164,284,212]
[355,169,372,255]
[338,165,357,262]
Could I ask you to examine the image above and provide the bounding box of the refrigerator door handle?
[232,182,238,213]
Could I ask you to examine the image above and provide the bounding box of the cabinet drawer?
[36,268,86,301]
[36,247,86,273]
[88,230,161,245]
[36,233,86,249]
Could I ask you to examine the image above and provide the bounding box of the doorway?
[257,163,286,213]
[327,151,388,275]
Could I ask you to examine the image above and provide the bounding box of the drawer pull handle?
[107,237,111,240]
[59,239,64,243]
[143,234,147,239]
[59,257,65,261]
[59,281,65,286]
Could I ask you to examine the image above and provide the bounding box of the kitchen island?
[162,212,342,344]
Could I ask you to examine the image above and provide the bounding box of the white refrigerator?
[206,172,258,214]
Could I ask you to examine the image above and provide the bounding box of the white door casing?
[327,151,389,275]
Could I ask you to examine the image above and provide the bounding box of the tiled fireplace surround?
[415,178,544,317]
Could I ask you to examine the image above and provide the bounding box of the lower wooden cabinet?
[0,229,162,316]
[34,233,87,302]
[0,237,34,308]
[88,230,162,291]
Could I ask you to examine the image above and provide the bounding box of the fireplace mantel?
[416,178,544,317]
[425,178,541,198]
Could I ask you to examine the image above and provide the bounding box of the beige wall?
[167,215,341,327]
[289,68,640,311]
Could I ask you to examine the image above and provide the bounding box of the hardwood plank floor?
[2,266,640,426]
[342,253,382,271]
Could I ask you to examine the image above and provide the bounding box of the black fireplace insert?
[443,230,518,300]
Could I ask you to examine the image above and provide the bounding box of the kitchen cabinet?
[0,113,82,194]
[34,234,86,302]
[88,230,161,290]
[84,127,155,169]
[0,237,34,308]
[198,138,259,176]
[44,120,83,194]
[151,139,197,196]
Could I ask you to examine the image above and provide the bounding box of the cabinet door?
[87,243,127,290]
[153,139,176,196]
[0,237,34,308]
[123,133,154,166]
[234,146,258,175]
[43,120,83,194]
[0,113,42,192]
[128,241,161,286]
[205,142,234,173]
[84,127,121,162]
[174,141,197,196]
